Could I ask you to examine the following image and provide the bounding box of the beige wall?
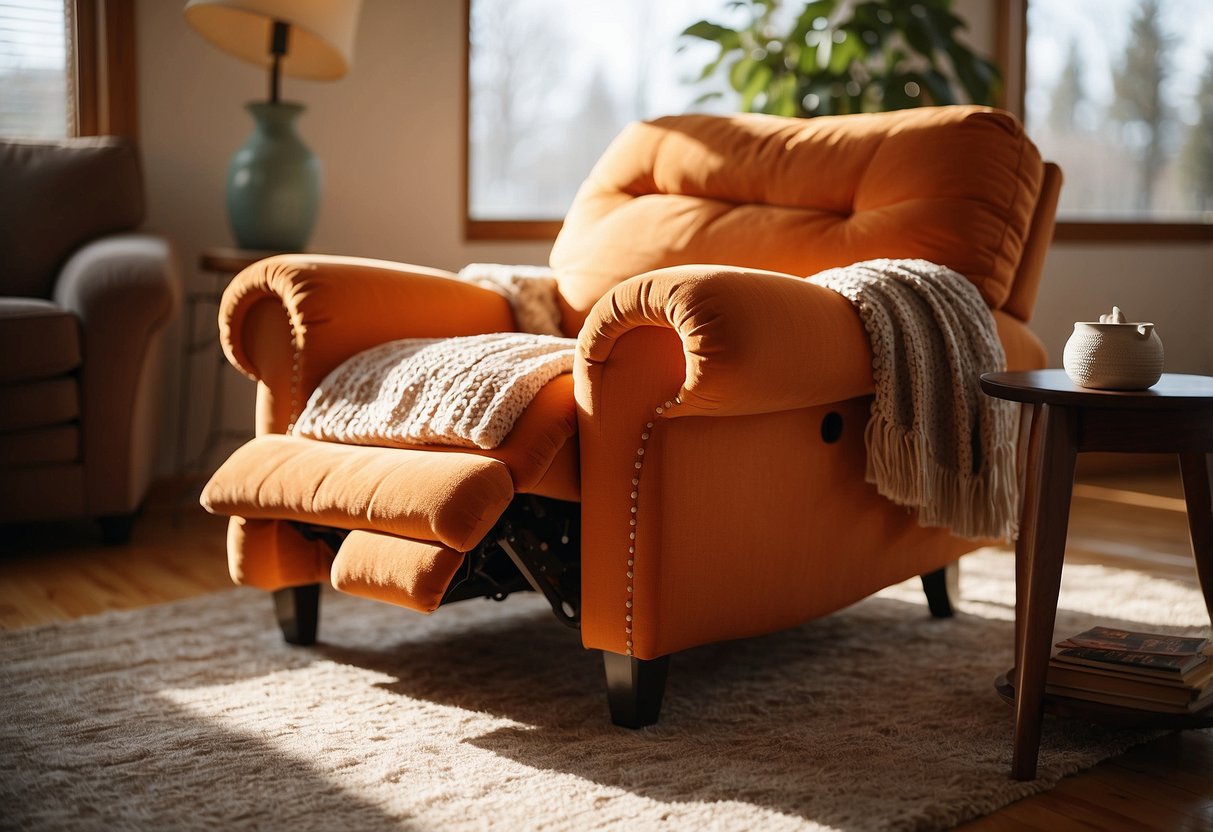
[138,0,1213,476]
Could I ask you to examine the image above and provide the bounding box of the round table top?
[981,369,1213,409]
[199,247,290,275]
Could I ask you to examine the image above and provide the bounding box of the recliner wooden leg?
[920,561,960,618]
[603,652,669,728]
[273,584,320,645]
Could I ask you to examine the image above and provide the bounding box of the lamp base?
[226,101,320,251]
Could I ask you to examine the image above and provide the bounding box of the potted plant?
[682,0,1000,117]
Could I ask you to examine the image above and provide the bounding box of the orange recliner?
[202,106,1060,726]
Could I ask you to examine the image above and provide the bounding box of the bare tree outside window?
[467,0,732,224]
[1179,54,1213,212]
[1026,0,1213,221]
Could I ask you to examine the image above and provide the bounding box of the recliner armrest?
[218,254,516,433]
[576,265,875,420]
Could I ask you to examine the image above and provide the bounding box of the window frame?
[998,0,1213,242]
[461,0,1213,242]
[460,0,562,241]
[71,0,138,141]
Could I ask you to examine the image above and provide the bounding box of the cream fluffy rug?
[2,548,1209,832]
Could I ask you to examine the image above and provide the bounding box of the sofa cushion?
[0,377,79,431]
[0,298,81,383]
[0,425,78,466]
[0,136,144,299]
[551,106,1043,332]
[201,435,515,552]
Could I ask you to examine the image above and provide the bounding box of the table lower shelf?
[995,671,1213,729]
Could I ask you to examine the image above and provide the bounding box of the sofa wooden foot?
[98,512,137,546]
[273,584,320,645]
[920,562,960,618]
[603,652,669,728]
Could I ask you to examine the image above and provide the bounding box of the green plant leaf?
[680,0,1000,118]
[681,20,738,44]
[740,62,775,110]
[919,68,955,105]
[730,55,757,92]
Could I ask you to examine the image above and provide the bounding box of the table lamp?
[184,0,362,251]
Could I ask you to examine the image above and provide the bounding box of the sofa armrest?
[219,254,515,433]
[576,265,875,420]
[52,232,181,513]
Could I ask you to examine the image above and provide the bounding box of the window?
[465,0,734,239]
[467,0,1213,241]
[0,0,71,137]
[1007,0,1213,239]
[0,0,137,141]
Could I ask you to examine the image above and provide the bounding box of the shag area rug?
[2,548,1209,832]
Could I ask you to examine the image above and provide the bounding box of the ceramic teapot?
[1062,306,1164,390]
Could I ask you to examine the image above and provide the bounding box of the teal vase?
[226,101,320,251]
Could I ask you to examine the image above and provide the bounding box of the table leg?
[1178,453,1213,624]
[1014,403,1041,665]
[1012,403,1078,781]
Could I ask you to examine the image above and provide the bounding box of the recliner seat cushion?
[0,299,81,383]
[201,435,515,552]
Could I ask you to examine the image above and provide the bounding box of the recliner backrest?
[550,106,1046,335]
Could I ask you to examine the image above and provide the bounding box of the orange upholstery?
[201,106,1059,720]
[203,435,514,551]
[552,108,1043,331]
[226,517,334,590]
[331,531,467,613]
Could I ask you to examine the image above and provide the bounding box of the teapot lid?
[1079,306,1153,327]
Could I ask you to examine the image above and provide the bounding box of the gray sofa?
[0,136,180,543]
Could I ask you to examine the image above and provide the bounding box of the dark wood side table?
[980,369,1213,781]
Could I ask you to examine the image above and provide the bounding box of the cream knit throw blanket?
[808,259,1019,541]
[293,266,572,450]
[457,263,564,336]
[293,332,575,450]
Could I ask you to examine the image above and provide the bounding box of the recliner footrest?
[201,435,515,551]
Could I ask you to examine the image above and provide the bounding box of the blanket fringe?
[865,415,1019,541]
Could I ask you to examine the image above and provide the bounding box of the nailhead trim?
[624,395,680,655]
[287,349,302,432]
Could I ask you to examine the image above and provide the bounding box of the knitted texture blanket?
[293,332,575,450]
[457,263,563,336]
[293,265,572,451]
[808,259,1019,541]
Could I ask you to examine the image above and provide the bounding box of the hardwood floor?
[1,467,1210,830]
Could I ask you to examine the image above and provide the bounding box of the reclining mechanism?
[289,494,582,630]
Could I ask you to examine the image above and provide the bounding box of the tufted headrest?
[550,106,1044,333]
[0,136,145,299]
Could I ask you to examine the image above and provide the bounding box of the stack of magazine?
[1046,626,1213,714]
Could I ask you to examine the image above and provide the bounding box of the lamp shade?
[184,0,361,80]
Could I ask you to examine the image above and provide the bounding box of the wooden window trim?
[72,0,138,142]
[999,0,1213,243]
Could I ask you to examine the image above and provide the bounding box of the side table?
[980,369,1213,780]
[174,248,280,484]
